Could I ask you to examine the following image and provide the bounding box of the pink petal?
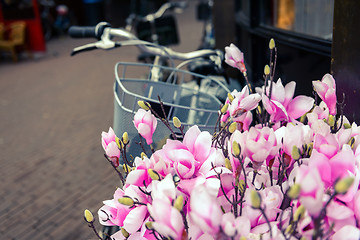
[138,123,153,144]
[239,93,261,111]
[331,225,360,240]
[193,131,212,164]
[105,142,120,158]
[312,81,327,98]
[287,96,314,120]
[309,149,331,185]
[123,206,148,233]
[183,125,201,153]
[283,81,296,107]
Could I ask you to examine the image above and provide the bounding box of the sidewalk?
[0,3,203,239]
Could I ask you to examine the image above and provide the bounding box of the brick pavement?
[0,3,203,239]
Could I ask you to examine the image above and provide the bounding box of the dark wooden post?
[331,0,360,123]
[213,0,236,50]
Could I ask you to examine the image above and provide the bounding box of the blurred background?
[0,0,359,239]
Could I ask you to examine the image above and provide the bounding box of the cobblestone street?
[0,3,203,239]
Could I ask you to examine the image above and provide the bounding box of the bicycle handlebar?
[69,22,223,62]
[68,22,110,40]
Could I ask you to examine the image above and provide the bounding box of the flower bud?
[232,141,240,157]
[145,221,153,230]
[328,115,335,127]
[148,169,160,180]
[285,225,294,234]
[225,158,232,171]
[221,104,229,114]
[228,122,237,133]
[115,137,123,149]
[122,164,132,173]
[118,197,134,206]
[335,177,354,194]
[121,228,129,238]
[138,100,150,110]
[173,116,181,128]
[269,38,275,49]
[250,190,261,209]
[293,205,305,222]
[122,132,129,145]
[348,137,355,149]
[291,146,300,160]
[307,143,313,156]
[174,195,184,211]
[238,179,246,193]
[84,209,94,223]
[227,93,234,102]
[264,65,270,75]
[287,184,301,199]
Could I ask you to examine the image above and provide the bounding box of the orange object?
[0,21,32,62]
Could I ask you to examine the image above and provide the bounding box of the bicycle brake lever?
[71,43,98,56]
[70,39,117,56]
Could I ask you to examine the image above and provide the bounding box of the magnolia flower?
[98,188,131,227]
[243,126,279,169]
[332,225,360,240]
[189,179,222,235]
[313,73,337,115]
[147,198,184,240]
[133,109,157,145]
[326,200,357,233]
[259,79,314,123]
[228,86,261,119]
[101,127,120,167]
[125,156,152,187]
[296,165,325,217]
[159,125,214,179]
[225,86,261,130]
[225,43,246,73]
[151,174,176,203]
[221,213,251,237]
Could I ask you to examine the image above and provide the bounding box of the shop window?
[267,0,334,40]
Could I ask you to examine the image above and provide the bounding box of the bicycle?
[69,21,230,155]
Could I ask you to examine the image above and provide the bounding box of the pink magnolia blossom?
[98,185,150,234]
[259,79,314,123]
[306,101,330,127]
[242,126,279,169]
[158,125,214,179]
[125,156,152,187]
[313,132,339,159]
[224,43,246,73]
[133,109,157,145]
[243,186,283,227]
[296,165,324,217]
[228,86,261,119]
[351,190,360,224]
[151,174,176,203]
[101,127,121,167]
[332,225,360,240]
[326,200,356,233]
[275,123,313,168]
[221,212,251,237]
[98,188,131,226]
[312,73,337,115]
[147,198,185,240]
[189,179,222,235]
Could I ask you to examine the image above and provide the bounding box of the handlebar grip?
[68,22,111,40]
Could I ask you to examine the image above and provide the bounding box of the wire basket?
[113,62,230,158]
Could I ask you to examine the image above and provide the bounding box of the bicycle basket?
[113,62,230,159]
